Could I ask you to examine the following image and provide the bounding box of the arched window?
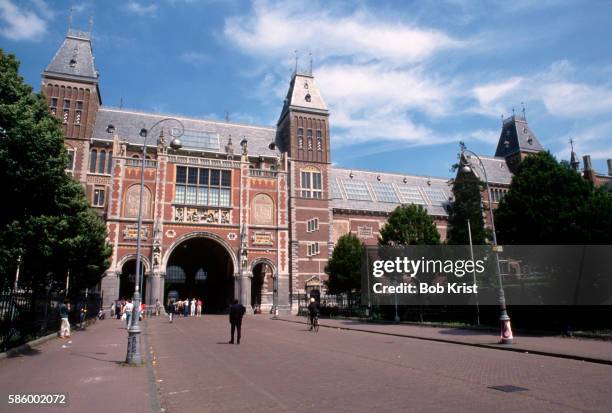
[89,149,97,173]
[107,151,113,174]
[300,166,322,199]
[98,150,106,174]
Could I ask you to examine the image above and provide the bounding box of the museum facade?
[42,29,609,314]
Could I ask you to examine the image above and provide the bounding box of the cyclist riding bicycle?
[307,297,320,330]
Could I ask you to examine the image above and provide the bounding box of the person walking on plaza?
[167,299,175,323]
[123,298,134,328]
[155,299,161,316]
[110,302,115,318]
[228,300,246,344]
[115,300,122,320]
[190,298,196,317]
[59,299,71,339]
[183,299,189,317]
[196,298,202,317]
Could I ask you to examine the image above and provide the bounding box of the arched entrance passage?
[118,259,146,302]
[165,237,234,313]
[251,260,275,313]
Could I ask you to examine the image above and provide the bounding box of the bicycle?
[308,313,319,332]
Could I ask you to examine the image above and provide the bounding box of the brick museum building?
[41,30,612,313]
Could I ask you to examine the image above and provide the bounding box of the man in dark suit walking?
[228,299,246,344]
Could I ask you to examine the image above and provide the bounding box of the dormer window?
[304,81,309,89]
[69,58,77,67]
[305,93,311,102]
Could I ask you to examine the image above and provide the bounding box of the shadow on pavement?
[7,345,42,358]
[70,351,124,364]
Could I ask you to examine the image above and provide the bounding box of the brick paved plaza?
[2,315,611,412]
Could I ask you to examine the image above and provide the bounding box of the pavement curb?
[274,317,612,366]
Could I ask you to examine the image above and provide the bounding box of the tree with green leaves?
[0,50,111,292]
[495,151,612,245]
[447,170,488,245]
[379,204,441,245]
[325,233,365,294]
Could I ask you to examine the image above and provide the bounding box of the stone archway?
[251,258,276,313]
[163,233,236,313]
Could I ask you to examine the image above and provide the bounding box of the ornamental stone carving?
[173,206,231,225]
[124,185,152,218]
[251,193,274,226]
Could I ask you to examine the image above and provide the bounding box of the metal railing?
[0,288,102,352]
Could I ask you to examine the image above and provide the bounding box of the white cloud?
[224,0,463,65]
[223,1,466,146]
[0,0,47,41]
[471,61,612,119]
[126,1,158,16]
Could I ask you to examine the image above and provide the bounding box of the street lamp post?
[459,142,513,344]
[126,118,183,365]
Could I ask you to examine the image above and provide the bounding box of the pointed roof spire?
[44,27,98,81]
[569,138,580,170]
[495,113,544,158]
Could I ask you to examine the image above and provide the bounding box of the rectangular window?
[175,166,231,207]
[76,101,83,110]
[301,170,323,199]
[176,166,187,183]
[370,182,399,203]
[186,186,197,204]
[307,242,320,257]
[297,127,304,149]
[93,188,105,207]
[50,98,57,115]
[197,188,208,205]
[175,185,186,203]
[219,188,230,207]
[307,218,319,232]
[63,99,70,109]
[66,149,75,172]
[398,185,426,205]
[209,188,219,205]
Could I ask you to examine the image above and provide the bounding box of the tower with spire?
[494,112,544,173]
[42,27,101,184]
[276,66,331,299]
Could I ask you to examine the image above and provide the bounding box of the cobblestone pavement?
[0,318,151,413]
[146,315,612,413]
[277,316,612,363]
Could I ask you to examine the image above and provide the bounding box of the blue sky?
[1,0,611,178]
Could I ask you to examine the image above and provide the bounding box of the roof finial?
[521,101,526,120]
[68,6,73,30]
[569,138,575,152]
[309,51,313,75]
[294,50,299,74]
[500,113,504,125]
[225,110,230,123]
[88,15,94,34]
[512,107,515,117]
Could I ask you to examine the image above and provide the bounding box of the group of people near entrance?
[166,298,203,322]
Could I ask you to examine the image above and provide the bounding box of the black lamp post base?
[126,332,142,364]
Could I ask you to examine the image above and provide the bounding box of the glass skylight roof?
[330,179,343,199]
[397,185,426,205]
[422,187,448,204]
[370,182,399,203]
[341,180,372,201]
[173,128,220,151]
